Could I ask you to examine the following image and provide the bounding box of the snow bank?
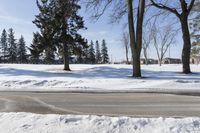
[0,64,199,91]
[0,112,200,133]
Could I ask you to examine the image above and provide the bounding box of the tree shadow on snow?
[0,66,199,80]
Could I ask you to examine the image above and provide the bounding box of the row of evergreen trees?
[0,28,110,64]
[0,29,27,63]
[86,40,109,64]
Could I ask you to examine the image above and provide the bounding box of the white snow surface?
[0,64,199,91]
[1,112,200,133]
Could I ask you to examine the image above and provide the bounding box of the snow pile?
[0,64,199,91]
[0,113,200,133]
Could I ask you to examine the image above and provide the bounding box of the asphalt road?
[0,92,200,117]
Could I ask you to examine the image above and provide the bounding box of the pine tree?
[7,28,17,63]
[0,29,8,62]
[83,40,90,63]
[33,0,86,68]
[101,39,109,64]
[33,0,56,64]
[95,40,101,64]
[17,35,27,63]
[190,15,200,56]
[44,46,55,64]
[89,40,95,64]
[29,32,42,64]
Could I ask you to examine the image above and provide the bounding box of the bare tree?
[142,23,153,65]
[152,24,176,66]
[121,32,130,64]
[85,0,145,77]
[150,0,196,73]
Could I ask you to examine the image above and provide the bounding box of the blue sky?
[0,0,183,62]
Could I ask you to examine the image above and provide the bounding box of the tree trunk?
[180,16,191,74]
[133,50,142,76]
[63,43,71,71]
[143,48,148,65]
[125,47,129,64]
[127,0,144,77]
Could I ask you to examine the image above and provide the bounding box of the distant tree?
[83,40,90,63]
[152,24,176,66]
[121,32,130,64]
[0,29,8,62]
[29,32,43,64]
[95,40,101,64]
[142,23,153,65]
[7,28,17,63]
[17,35,27,63]
[89,40,95,64]
[190,14,200,56]
[101,39,109,64]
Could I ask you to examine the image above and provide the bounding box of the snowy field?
[0,112,200,133]
[0,64,200,91]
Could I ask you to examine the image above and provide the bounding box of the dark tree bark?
[180,15,191,73]
[62,21,71,71]
[151,0,195,74]
[63,43,71,71]
[127,0,145,77]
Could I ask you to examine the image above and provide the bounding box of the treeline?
[0,28,28,63]
[0,28,109,65]
[85,40,109,64]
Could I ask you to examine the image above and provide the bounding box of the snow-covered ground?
[0,64,199,91]
[1,64,200,133]
[0,112,200,133]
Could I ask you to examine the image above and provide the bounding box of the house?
[163,58,182,64]
[140,58,158,65]
[190,55,200,64]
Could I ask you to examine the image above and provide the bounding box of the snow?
[0,64,200,132]
[0,64,199,91]
[0,112,200,133]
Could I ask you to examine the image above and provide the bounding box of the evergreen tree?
[33,0,86,69]
[190,15,200,56]
[17,35,27,63]
[7,28,17,63]
[95,40,101,64]
[33,0,56,64]
[89,40,95,64]
[0,29,8,62]
[29,32,42,64]
[101,39,109,64]
[44,46,56,64]
[83,39,90,63]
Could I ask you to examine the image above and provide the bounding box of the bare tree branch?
[188,0,196,12]
[150,0,180,18]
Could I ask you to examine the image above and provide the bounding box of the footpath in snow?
[0,64,199,91]
[0,113,200,133]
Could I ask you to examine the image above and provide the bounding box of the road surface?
[0,92,200,117]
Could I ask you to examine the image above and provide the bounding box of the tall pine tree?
[33,0,85,68]
[95,40,101,64]
[7,28,17,63]
[0,29,8,62]
[33,0,56,64]
[17,35,27,63]
[89,40,95,64]
[101,39,109,64]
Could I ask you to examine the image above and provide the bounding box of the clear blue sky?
[0,0,183,62]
